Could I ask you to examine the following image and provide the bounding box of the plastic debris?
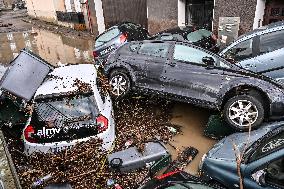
[31,174,53,188]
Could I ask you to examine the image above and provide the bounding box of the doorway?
[263,0,284,25]
[185,0,214,30]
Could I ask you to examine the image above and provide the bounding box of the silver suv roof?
[220,21,284,55]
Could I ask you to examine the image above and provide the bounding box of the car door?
[162,43,225,107]
[243,130,284,189]
[254,30,284,82]
[135,42,171,91]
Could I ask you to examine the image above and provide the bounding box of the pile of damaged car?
[0,22,283,189]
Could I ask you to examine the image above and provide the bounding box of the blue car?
[199,121,284,189]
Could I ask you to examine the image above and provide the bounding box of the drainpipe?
[86,0,94,34]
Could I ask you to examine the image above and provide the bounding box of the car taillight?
[155,170,181,180]
[211,33,217,41]
[93,51,98,58]
[24,125,36,143]
[119,33,127,43]
[96,115,108,132]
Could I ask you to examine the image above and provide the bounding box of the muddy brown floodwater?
[0,28,94,66]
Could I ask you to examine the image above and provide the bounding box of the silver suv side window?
[259,30,284,55]
[223,38,253,62]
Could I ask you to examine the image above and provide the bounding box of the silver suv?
[220,21,284,82]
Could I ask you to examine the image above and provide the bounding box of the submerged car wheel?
[223,95,264,131]
[109,69,130,98]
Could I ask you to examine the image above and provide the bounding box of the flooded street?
[170,103,217,174]
[0,28,94,66]
[0,25,217,175]
[0,10,219,188]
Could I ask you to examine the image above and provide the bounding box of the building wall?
[253,0,265,29]
[2,0,13,8]
[102,0,147,30]
[213,0,257,35]
[88,0,100,35]
[54,0,66,12]
[147,0,178,34]
[26,0,57,22]
[0,0,4,8]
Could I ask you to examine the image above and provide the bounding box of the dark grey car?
[104,40,284,131]
[220,21,284,83]
[200,121,284,189]
[93,22,148,63]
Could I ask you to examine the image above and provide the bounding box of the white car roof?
[35,64,97,97]
[34,64,108,112]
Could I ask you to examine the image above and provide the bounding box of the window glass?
[36,95,96,121]
[174,45,216,64]
[186,29,212,42]
[95,28,120,47]
[259,30,284,55]
[223,38,253,62]
[138,43,169,58]
[250,131,284,162]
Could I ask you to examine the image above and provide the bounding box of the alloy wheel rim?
[228,100,258,128]
[110,75,127,96]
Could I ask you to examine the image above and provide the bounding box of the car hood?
[207,122,284,161]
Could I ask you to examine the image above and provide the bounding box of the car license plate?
[50,145,74,153]
[100,45,115,56]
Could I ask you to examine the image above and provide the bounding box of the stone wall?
[147,0,178,34]
[213,0,257,35]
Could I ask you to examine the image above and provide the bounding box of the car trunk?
[27,94,99,143]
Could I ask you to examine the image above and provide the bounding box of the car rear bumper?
[23,117,115,155]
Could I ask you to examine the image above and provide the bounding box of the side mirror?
[252,170,266,186]
[202,56,215,67]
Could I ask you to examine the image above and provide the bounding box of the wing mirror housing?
[252,170,267,187]
[202,56,215,68]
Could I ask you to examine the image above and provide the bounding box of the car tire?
[223,95,264,131]
[109,69,131,99]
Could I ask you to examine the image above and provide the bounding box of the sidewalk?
[0,131,21,189]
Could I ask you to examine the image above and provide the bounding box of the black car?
[138,170,225,189]
[150,26,219,52]
[93,22,149,63]
[104,40,284,131]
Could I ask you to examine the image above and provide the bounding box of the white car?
[0,50,115,155]
[23,64,115,155]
